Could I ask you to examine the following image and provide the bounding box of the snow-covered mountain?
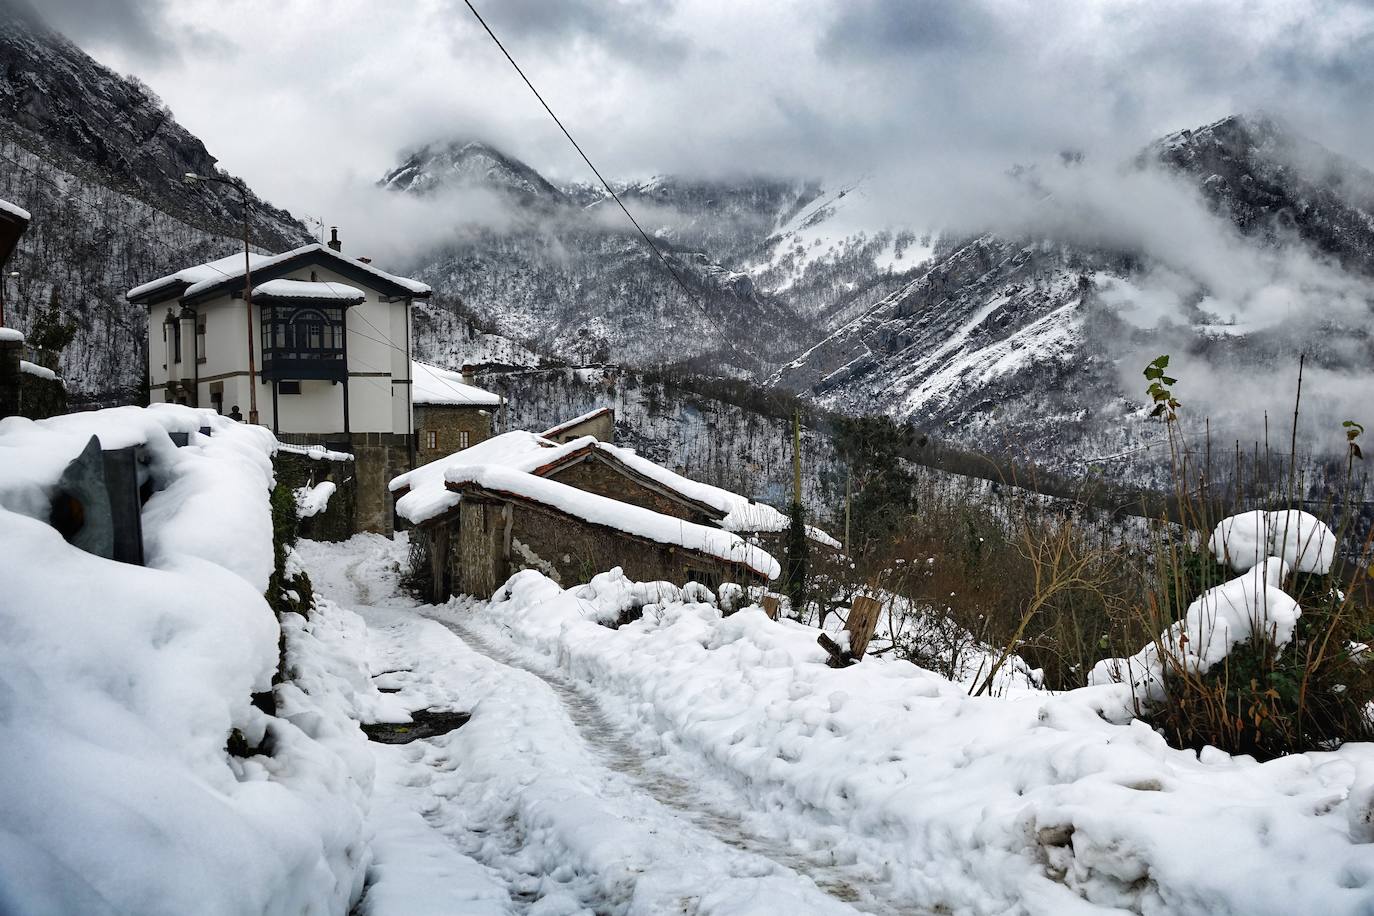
[379,139,567,205]
[771,115,1374,480]
[385,143,924,375]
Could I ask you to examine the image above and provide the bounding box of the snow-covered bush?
[1093,507,1372,758]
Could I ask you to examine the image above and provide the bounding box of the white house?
[127,233,431,533]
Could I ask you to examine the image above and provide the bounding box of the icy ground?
[299,534,1374,916]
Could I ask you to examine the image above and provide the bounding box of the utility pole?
[793,408,802,506]
[844,469,852,555]
[184,172,258,425]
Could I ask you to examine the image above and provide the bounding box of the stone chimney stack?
[461,364,476,386]
[328,227,341,252]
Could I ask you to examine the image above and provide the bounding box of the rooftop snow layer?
[390,430,578,518]
[0,327,24,342]
[444,464,780,579]
[127,252,271,301]
[542,406,612,438]
[182,243,430,298]
[252,278,366,302]
[0,197,32,221]
[412,361,503,407]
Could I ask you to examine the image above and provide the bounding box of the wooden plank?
[845,595,883,659]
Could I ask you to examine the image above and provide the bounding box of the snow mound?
[295,480,336,518]
[0,406,374,915]
[1210,509,1336,574]
[452,567,1374,914]
[1090,558,1298,702]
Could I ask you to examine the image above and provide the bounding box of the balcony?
[259,303,347,382]
[260,347,346,381]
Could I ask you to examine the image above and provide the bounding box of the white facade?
[132,244,429,438]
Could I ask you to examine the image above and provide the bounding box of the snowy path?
[298,537,888,915]
[430,611,926,916]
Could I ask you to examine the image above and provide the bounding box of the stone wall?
[0,334,20,419]
[19,370,66,419]
[415,404,492,467]
[349,432,412,536]
[276,431,411,537]
[273,450,356,542]
[545,456,714,525]
[456,498,503,597]
[438,493,763,597]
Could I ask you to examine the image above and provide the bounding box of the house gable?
[536,448,724,525]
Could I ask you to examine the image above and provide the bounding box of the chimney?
[461,364,476,386]
[327,227,341,252]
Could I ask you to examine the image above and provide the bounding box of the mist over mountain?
[386,116,1374,481]
[3,0,1372,487]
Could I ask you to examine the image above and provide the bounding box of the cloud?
[442,0,689,68]
[25,0,189,63]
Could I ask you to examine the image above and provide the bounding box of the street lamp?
[184,171,259,425]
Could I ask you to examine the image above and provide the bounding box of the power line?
[459,0,745,365]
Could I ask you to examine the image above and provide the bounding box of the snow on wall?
[0,406,373,916]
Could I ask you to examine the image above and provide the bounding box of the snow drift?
[0,406,374,916]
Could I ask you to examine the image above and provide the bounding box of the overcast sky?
[34,0,1374,238]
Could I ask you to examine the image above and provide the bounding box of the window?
[425,430,437,450]
[459,430,470,449]
[279,380,302,395]
[171,321,182,364]
[196,323,206,364]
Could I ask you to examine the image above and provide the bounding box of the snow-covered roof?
[390,430,567,513]
[252,279,366,303]
[0,197,31,222]
[182,243,431,299]
[390,428,840,548]
[127,243,431,304]
[445,464,780,580]
[127,252,271,302]
[0,327,23,343]
[542,407,612,439]
[412,361,503,407]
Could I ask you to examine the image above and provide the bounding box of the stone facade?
[278,430,411,536]
[415,403,493,467]
[543,455,718,526]
[433,489,765,598]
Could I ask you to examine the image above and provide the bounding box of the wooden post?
[761,595,780,620]
[844,470,851,555]
[846,595,882,658]
[816,595,883,668]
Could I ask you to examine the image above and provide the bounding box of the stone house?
[390,425,838,600]
[412,361,502,467]
[127,234,430,534]
[542,406,614,443]
[405,464,779,601]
